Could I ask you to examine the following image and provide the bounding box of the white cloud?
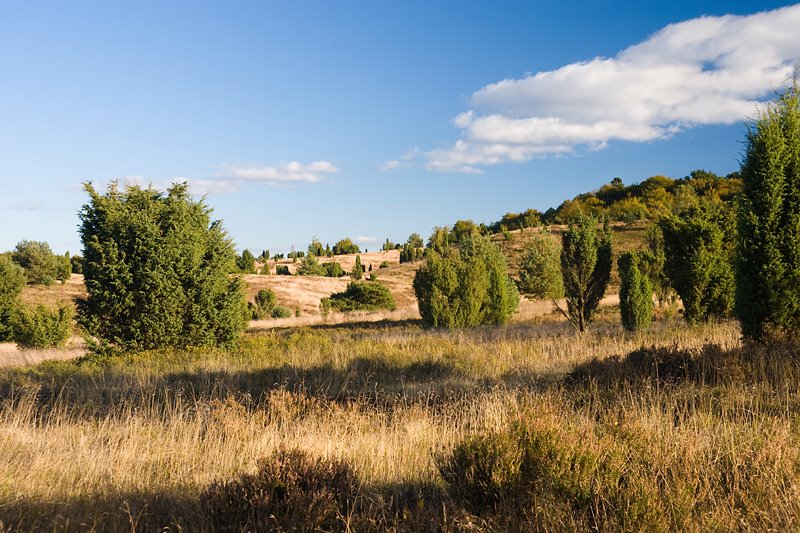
[355,236,377,243]
[426,4,800,173]
[218,161,337,185]
[8,201,45,211]
[378,160,402,171]
[77,161,337,197]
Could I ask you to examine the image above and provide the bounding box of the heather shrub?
[200,449,357,533]
[12,304,72,349]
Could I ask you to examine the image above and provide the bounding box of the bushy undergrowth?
[322,282,396,313]
[200,448,357,532]
[12,304,72,349]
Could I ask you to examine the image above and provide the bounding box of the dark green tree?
[297,253,325,276]
[618,251,654,332]
[56,252,71,284]
[0,256,26,341]
[413,236,519,328]
[517,232,563,302]
[236,249,256,274]
[322,282,396,312]
[660,208,734,324]
[736,83,800,339]
[324,261,345,277]
[70,254,84,274]
[78,182,247,351]
[352,255,364,280]
[12,240,58,286]
[559,216,612,333]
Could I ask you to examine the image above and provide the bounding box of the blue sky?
[1,1,798,255]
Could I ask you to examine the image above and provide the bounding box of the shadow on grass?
[565,340,800,389]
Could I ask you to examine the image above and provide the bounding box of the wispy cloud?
[422,4,800,173]
[8,201,45,211]
[355,236,377,243]
[76,161,338,196]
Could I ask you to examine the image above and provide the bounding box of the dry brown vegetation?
[3,314,800,531]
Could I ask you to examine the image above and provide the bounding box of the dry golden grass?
[2,317,776,531]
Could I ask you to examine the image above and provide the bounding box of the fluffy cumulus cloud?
[426,4,800,173]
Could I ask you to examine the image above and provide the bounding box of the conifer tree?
[559,216,612,333]
[736,83,800,339]
[618,251,654,332]
[352,255,364,280]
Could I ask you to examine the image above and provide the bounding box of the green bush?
[271,305,291,319]
[77,182,247,351]
[324,261,345,277]
[618,251,653,332]
[326,282,396,312]
[413,236,519,328]
[275,265,291,275]
[297,253,325,276]
[56,253,71,284]
[379,261,389,269]
[0,256,26,342]
[332,238,360,255]
[660,208,734,324]
[352,255,364,280]
[559,216,612,333]
[248,289,276,319]
[69,253,84,274]
[200,449,357,533]
[12,304,72,349]
[236,249,256,274]
[12,240,59,286]
[518,232,563,301]
[319,297,332,318]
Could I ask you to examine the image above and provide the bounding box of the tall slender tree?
[736,82,800,339]
[559,216,612,333]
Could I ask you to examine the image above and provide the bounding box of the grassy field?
[3,312,799,531]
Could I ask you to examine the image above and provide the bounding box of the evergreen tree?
[413,236,519,328]
[307,238,324,257]
[236,249,256,273]
[736,83,800,339]
[12,240,58,286]
[559,216,612,333]
[352,255,364,280]
[660,208,735,324]
[0,256,26,342]
[618,251,654,332]
[517,232,563,302]
[407,233,424,249]
[297,253,325,276]
[78,182,247,351]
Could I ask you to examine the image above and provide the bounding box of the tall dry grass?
[3,317,799,531]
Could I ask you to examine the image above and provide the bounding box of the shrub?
[518,232,563,301]
[236,249,256,274]
[294,308,301,317]
[12,240,59,286]
[326,282,396,312]
[332,238,360,255]
[307,237,324,257]
[407,232,424,249]
[249,289,276,319]
[275,265,291,275]
[56,252,71,283]
[352,255,363,280]
[12,304,72,349]
[559,216,612,333]
[200,449,357,533]
[69,253,84,274]
[324,261,345,277]
[77,182,247,351]
[400,243,422,263]
[0,256,26,342]
[618,251,653,332]
[413,236,519,328]
[379,261,389,269]
[660,208,734,324]
[736,83,800,339]
[271,305,291,319]
[297,254,325,276]
[319,297,332,318]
